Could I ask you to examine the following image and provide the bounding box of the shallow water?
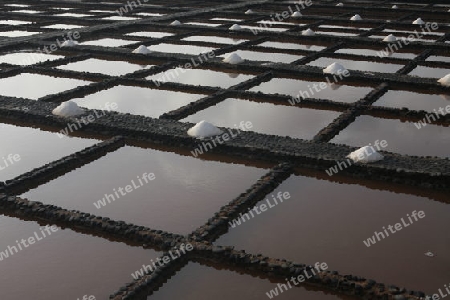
[220,50,301,64]
[21,145,268,234]
[80,38,139,47]
[147,68,254,88]
[149,43,216,55]
[71,85,206,118]
[0,52,63,65]
[408,66,450,79]
[0,31,41,37]
[57,58,151,76]
[216,173,450,294]
[308,57,404,73]
[374,90,450,112]
[148,261,356,300]
[126,31,174,38]
[0,73,91,100]
[182,36,247,44]
[0,215,159,300]
[250,77,373,103]
[0,123,98,181]
[331,115,449,158]
[182,98,340,140]
[259,41,327,51]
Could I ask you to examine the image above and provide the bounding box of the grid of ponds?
[0,0,449,299]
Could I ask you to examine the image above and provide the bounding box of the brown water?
[331,115,449,158]
[216,173,450,294]
[427,56,450,63]
[80,38,139,47]
[250,78,373,103]
[147,68,254,88]
[71,85,205,118]
[0,52,64,65]
[182,98,340,140]
[21,145,269,234]
[374,90,450,112]
[0,73,91,100]
[150,43,216,55]
[57,58,151,76]
[0,123,98,181]
[148,261,356,300]
[408,66,450,79]
[0,215,159,300]
[308,57,404,73]
[220,50,301,64]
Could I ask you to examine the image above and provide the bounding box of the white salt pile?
[323,62,348,75]
[301,28,315,36]
[424,251,435,257]
[52,101,84,117]
[291,11,302,17]
[336,3,344,7]
[437,74,450,87]
[245,9,254,14]
[347,146,384,163]
[383,34,397,42]
[392,5,398,9]
[229,24,242,30]
[350,14,362,21]
[412,18,424,25]
[187,120,223,138]
[223,52,244,64]
[170,20,181,26]
[61,40,78,47]
[132,45,151,54]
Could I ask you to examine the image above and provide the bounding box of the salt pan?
[52,101,84,117]
[347,146,384,163]
[187,120,223,138]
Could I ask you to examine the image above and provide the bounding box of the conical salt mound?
[187,121,223,138]
[52,101,84,117]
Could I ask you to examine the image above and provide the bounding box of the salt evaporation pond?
[21,145,269,234]
[331,115,449,158]
[0,215,159,300]
[182,98,340,140]
[216,172,450,294]
[0,123,98,181]
[0,73,91,100]
[70,85,206,118]
[250,78,374,103]
[148,261,356,300]
[147,68,254,88]
[57,58,152,76]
